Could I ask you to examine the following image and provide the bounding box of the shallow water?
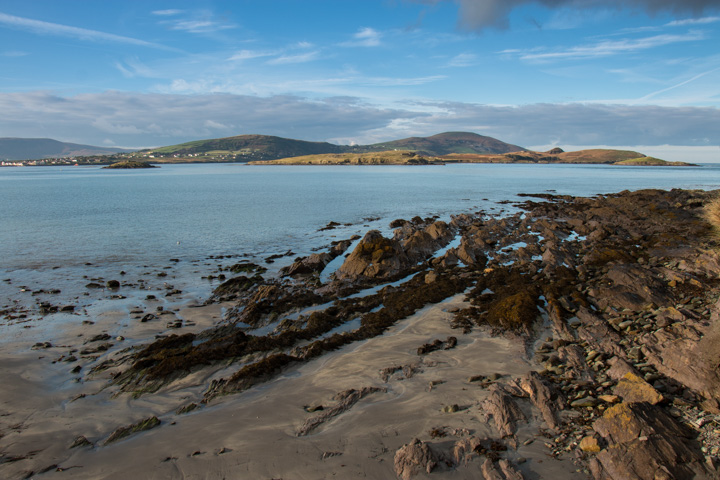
[1,162,719,324]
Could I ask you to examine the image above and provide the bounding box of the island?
[103,160,158,169]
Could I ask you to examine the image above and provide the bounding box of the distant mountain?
[364,132,524,155]
[0,138,130,160]
[138,132,524,163]
[147,134,346,161]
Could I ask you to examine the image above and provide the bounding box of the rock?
[106,280,120,289]
[452,436,484,465]
[297,387,386,436]
[592,402,711,479]
[517,371,564,431]
[104,416,161,445]
[579,436,602,453]
[571,396,598,408]
[598,394,620,404]
[281,252,333,276]
[606,357,639,380]
[394,438,438,480]
[70,435,93,448]
[335,230,411,281]
[614,372,664,405]
[480,385,526,437]
[443,404,459,413]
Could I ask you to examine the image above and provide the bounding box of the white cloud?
[666,16,720,26]
[0,12,174,50]
[267,51,320,65]
[447,53,478,67]
[512,31,706,62]
[0,91,717,150]
[151,9,184,16]
[228,49,276,61]
[342,27,382,47]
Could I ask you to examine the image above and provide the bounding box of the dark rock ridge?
[99,187,720,478]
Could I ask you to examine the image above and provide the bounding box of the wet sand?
[0,291,579,479]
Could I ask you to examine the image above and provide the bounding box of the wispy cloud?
[151,9,184,16]
[509,31,705,62]
[267,51,320,65]
[228,49,276,62]
[637,66,720,103]
[341,27,382,47]
[0,12,174,50]
[446,53,478,67]
[667,16,720,26]
[155,10,236,34]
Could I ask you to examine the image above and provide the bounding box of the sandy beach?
[4,187,720,480]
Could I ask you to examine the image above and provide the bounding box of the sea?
[2,162,720,338]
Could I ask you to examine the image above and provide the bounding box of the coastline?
[2,187,720,479]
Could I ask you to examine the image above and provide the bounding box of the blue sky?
[1,0,719,160]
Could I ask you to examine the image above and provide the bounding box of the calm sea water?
[1,163,719,319]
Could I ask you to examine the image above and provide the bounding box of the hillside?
[440,148,696,166]
[0,138,129,160]
[248,150,444,166]
[140,134,346,162]
[130,131,524,163]
[365,132,524,155]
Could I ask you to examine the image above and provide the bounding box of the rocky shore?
[3,187,720,479]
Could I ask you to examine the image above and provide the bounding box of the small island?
[103,160,158,169]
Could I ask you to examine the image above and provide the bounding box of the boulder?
[613,372,664,405]
[480,385,527,438]
[394,438,438,480]
[335,230,411,281]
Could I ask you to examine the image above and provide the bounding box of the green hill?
[365,132,524,155]
[142,134,346,162]
[132,132,525,163]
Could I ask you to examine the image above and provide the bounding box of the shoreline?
[2,187,720,479]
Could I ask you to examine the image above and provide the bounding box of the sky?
[1,0,719,161]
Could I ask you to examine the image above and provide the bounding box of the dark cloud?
[0,91,717,149]
[416,0,720,30]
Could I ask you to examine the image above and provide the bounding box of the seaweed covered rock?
[335,230,412,281]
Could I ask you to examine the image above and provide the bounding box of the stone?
[571,396,598,408]
[614,372,664,405]
[394,438,438,480]
[579,436,602,453]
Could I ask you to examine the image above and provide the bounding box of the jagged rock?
[614,372,664,405]
[297,387,386,436]
[640,310,720,405]
[481,458,525,480]
[591,402,711,479]
[517,371,564,431]
[394,438,438,480]
[480,385,526,438]
[605,357,640,380]
[452,436,484,466]
[335,230,411,281]
[281,252,333,276]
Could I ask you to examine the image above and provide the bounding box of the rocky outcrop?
[480,385,526,438]
[394,438,438,480]
[334,230,412,281]
[591,402,712,479]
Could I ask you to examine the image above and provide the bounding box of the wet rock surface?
[88,188,720,479]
